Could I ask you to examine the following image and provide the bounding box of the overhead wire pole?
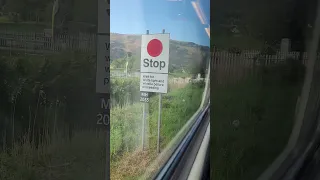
[141,30,150,150]
[125,55,129,78]
[51,0,59,51]
[51,0,59,36]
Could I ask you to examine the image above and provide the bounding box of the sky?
[110,0,210,46]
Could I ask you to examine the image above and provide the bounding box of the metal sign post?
[157,93,162,153]
[140,30,149,150]
[140,91,149,150]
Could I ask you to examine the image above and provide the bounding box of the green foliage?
[110,104,142,158]
[211,0,296,49]
[110,58,124,69]
[211,65,303,180]
[148,84,204,148]
[2,0,96,25]
[110,83,204,159]
[111,56,140,73]
[260,57,306,86]
[0,16,10,23]
[0,52,98,148]
[110,77,140,107]
[0,50,206,179]
[0,52,186,146]
[186,49,209,77]
[0,130,106,180]
[4,0,51,22]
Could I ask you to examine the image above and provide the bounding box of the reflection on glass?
[210,0,311,179]
[0,0,106,180]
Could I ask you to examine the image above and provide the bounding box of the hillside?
[110,33,210,69]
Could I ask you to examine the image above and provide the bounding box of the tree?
[5,0,51,21]
[128,56,140,73]
[211,0,296,50]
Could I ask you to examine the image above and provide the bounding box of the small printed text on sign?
[142,74,165,90]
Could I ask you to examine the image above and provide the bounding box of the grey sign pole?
[141,30,150,150]
[142,95,146,150]
[157,93,162,153]
[157,29,166,154]
[142,102,146,150]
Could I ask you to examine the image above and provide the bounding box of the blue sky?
[110,0,210,46]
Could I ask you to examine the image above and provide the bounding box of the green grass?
[211,77,301,180]
[149,83,204,149]
[111,104,142,159]
[0,51,205,180]
[111,83,204,180]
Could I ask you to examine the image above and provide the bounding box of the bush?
[110,77,140,107]
[0,52,206,180]
[260,57,305,86]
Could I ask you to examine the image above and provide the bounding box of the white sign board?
[96,36,110,93]
[96,0,110,94]
[140,33,170,74]
[140,33,170,94]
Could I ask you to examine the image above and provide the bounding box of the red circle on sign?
[147,39,163,57]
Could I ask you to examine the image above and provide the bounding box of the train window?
[110,0,210,179]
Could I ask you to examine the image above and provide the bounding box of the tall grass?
[0,80,204,180]
[0,52,202,180]
[1,87,106,180]
[111,104,142,159]
[0,129,106,180]
[110,77,140,107]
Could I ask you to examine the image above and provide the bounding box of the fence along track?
[0,31,96,54]
[211,51,320,87]
[5,31,320,86]
[0,32,207,84]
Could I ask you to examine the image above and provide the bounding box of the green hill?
[110,33,210,73]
